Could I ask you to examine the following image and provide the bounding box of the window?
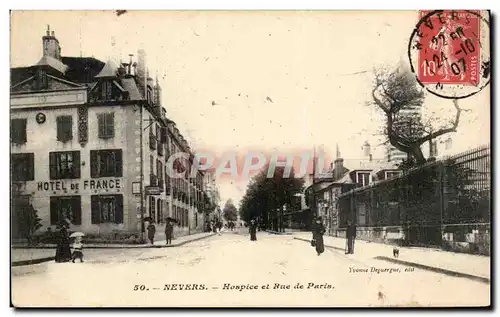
[11,119,27,145]
[100,81,113,100]
[157,160,163,182]
[49,151,80,179]
[356,172,370,187]
[90,149,123,178]
[157,199,163,224]
[97,113,115,139]
[11,153,34,181]
[91,194,123,224]
[50,196,81,225]
[386,171,401,180]
[56,116,73,142]
[150,155,154,175]
[150,196,156,223]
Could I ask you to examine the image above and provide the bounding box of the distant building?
[307,143,400,235]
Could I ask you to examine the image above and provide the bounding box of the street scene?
[12,230,490,307]
[10,10,490,308]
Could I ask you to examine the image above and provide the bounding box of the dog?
[393,247,400,258]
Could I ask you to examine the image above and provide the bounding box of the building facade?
[10,27,213,240]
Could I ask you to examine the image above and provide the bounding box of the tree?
[12,192,42,245]
[222,199,238,221]
[239,165,304,231]
[370,64,467,165]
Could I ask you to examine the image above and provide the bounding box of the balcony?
[149,133,157,150]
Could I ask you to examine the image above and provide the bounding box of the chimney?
[334,158,344,181]
[42,25,62,60]
[136,49,147,96]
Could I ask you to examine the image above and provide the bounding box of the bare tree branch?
[419,99,461,144]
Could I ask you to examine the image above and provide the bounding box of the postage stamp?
[408,10,491,99]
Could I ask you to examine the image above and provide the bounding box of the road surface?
[11,230,490,307]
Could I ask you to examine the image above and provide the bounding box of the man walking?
[165,220,174,245]
[346,220,357,254]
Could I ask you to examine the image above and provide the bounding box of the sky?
[10,11,490,206]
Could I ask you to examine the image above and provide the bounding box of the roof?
[11,56,106,87]
[122,78,147,101]
[61,57,105,83]
[95,60,119,79]
[36,55,68,74]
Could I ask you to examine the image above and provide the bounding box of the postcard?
[10,10,490,307]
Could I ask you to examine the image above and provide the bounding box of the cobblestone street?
[11,231,490,307]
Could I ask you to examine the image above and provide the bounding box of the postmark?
[408,10,491,99]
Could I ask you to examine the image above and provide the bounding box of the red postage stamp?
[408,10,490,99]
[417,10,480,86]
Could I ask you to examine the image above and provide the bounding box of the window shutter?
[115,150,123,177]
[73,151,81,178]
[90,151,98,178]
[56,117,63,141]
[91,195,100,224]
[106,113,115,138]
[20,119,27,144]
[73,196,82,225]
[98,114,104,138]
[49,152,57,180]
[50,197,58,225]
[115,194,123,224]
[27,153,35,181]
[66,116,73,140]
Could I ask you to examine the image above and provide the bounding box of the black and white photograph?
[9,10,491,307]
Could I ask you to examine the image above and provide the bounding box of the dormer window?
[356,172,370,187]
[100,81,113,100]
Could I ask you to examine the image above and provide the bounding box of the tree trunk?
[410,146,427,165]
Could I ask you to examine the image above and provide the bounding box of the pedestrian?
[217,221,223,235]
[147,222,156,245]
[249,219,257,241]
[212,221,217,234]
[71,236,84,263]
[165,220,174,245]
[55,224,71,263]
[312,217,326,256]
[346,220,357,254]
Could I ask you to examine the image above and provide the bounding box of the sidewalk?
[12,232,215,266]
[293,232,490,283]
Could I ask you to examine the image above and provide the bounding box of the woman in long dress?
[312,217,326,256]
[55,226,71,263]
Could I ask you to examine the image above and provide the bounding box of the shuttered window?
[50,196,82,225]
[10,119,27,145]
[90,149,123,178]
[11,153,34,181]
[91,194,123,224]
[56,116,73,142]
[49,151,80,179]
[97,113,115,139]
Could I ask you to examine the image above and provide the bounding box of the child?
[71,236,84,263]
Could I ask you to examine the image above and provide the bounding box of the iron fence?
[337,145,490,251]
